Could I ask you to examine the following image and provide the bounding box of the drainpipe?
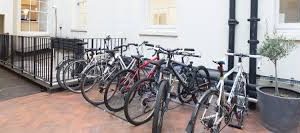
[52,6,58,37]
[228,0,239,80]
[248,0,260,84]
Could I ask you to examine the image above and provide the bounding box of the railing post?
[0,34,2,61]
[33,37,37,79]
[3,35,7,64]
[50,38,54,87]
[11,35,14,68]
[91,38,94,49]
[21,36,24,73]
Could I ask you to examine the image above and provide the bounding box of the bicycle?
[55,41,88,90]
[103,43,161,112]
[151,46,210,133]
[185,53,261,133]
[80,42,150,105]
[56,36,112,92]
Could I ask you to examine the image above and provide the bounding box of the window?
[149,0,176,26]
[279,0,300,23]
[73,0,87,31]
[21,0,48,32]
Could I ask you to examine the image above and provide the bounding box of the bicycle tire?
[177,65,211,104]
[80,63,108,105]
[192,66,211,103]
[62,59,87,93]
[186,88,220,133]
[124,78,157,126]
[232,73,248,128]
[152,80,170,133]
[104,69,137,112]
[56,59,75,89]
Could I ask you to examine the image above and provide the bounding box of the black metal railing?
[0,34,126,89]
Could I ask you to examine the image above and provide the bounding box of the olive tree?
[258,33,297,96]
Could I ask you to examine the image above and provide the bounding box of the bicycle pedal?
[228,124,242,129]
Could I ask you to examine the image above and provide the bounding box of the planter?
[257,87,300,133]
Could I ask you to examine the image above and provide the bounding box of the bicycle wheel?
[124,78,158,126]
[56,59,75,89]
[80,63,108,105]
[104,69,137,112]
[186,89,223,133]
[186,89,221,133]
[177,66,211,104]
[63,59,87,93]
[152,80,170,133]
[192,66,211,103]
[231,74,248,128]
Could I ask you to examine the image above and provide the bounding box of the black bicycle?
[151,46,211,133]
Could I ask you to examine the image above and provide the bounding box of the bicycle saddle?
[85,48,99,52]
[213,60,225,65]
[148,59,166,67]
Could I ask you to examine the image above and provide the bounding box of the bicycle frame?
[205,61,247,127]
[119,55,160,92]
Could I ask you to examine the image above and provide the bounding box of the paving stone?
[0,67,41,101]
[0,91,280,133]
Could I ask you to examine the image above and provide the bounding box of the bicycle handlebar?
[225,53,262,59]
[145,43,155,47]
[226,52,262,69]
[128,43,138,46]
[183,48,195,52]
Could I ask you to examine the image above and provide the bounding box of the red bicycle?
[103,44,162,112]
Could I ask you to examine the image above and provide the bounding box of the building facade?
[0,0,300,82]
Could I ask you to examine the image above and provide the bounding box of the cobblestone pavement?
[0,91,272,133]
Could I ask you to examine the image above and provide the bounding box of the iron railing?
[0,34,126,89]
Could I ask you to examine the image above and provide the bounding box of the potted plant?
[257,33,300,133]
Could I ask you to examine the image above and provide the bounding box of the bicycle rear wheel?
[80,63,108,105]
[63,59,87,93]
[104,69,137,112]
[124,78,158,126]
[152,80,170,133]
[186,89,221,133]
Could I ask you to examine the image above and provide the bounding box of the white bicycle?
[186,53,261,133]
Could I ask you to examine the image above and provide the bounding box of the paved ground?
[0,91,271,133]
[0,66,41,101]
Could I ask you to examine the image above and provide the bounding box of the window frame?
[141,0,177,37]
[19,0,49,34]
[147,0,177,28]
[275,0,300,30]
[71,0,87,32]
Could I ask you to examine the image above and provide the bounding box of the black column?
[228,0,239,80]
[248,0,260,84]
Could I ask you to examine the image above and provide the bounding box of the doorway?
[0,15,4,33]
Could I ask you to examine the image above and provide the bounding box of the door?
[0,15,4,33]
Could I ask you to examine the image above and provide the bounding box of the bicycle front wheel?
[80,63,108,105]
[152,80,170,133]
[56,59,75,89]
[124,78,158,126]
[186,89,220,133]
[63,59,87,93]
[104,69,137,112]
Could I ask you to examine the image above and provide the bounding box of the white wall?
[87,0,300,81]
[1,0,299,81]
[0,0,14,33]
